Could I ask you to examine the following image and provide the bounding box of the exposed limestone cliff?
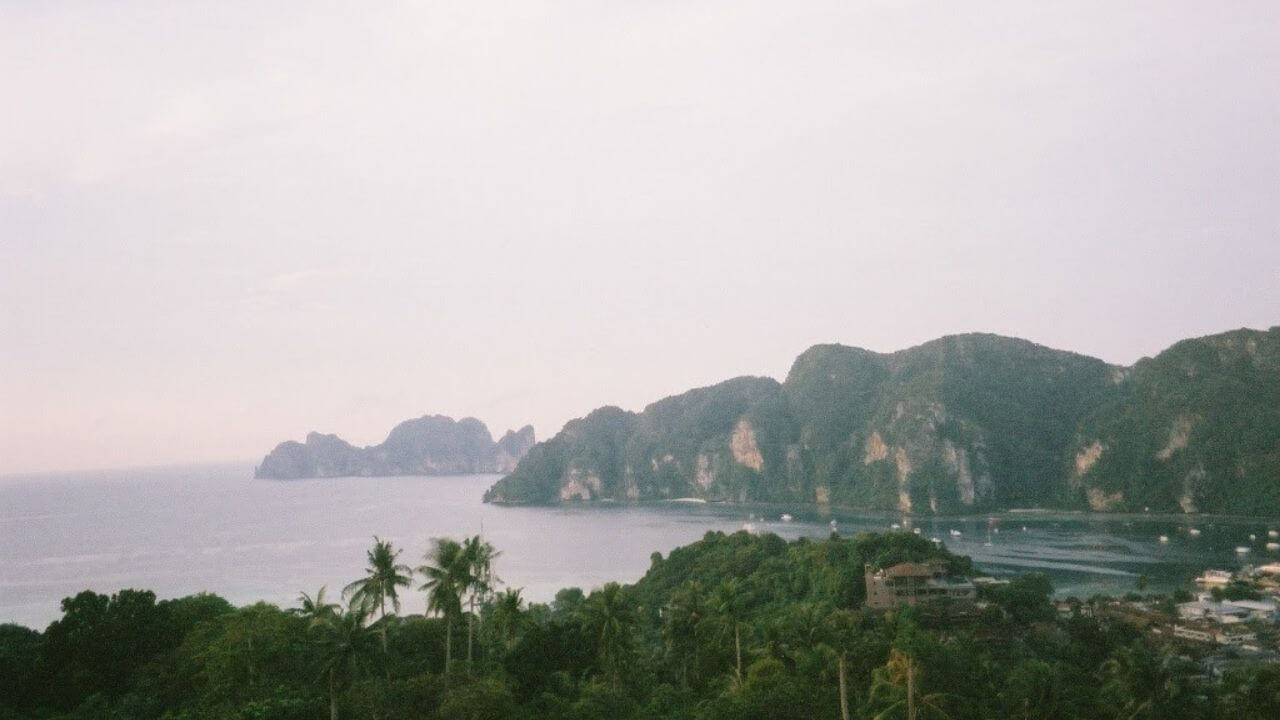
[1156,413,1196,460]
[485,326,1280,515]
[730,419,764,471]
[496,425,537,473]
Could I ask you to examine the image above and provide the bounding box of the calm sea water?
[2,463,1277,629]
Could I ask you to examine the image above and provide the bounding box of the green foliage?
[488,327,1280,515]
[1211,581,1262,602]
[1076,327,1280,513]
[982,573,1055,624]
[1,531,1275,719]
[0,624,40,712]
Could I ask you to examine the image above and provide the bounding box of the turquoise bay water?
[2,463,1276,629]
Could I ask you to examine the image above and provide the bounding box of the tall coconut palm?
[461,535,500,671]
[865,648,953,720]
[580,582,634,688]
[709,578,752,684]
[663,580,705,688]
[419,537,466,673]
[342,536,413,655]
[821,608,859,720]
[310,601,377,720]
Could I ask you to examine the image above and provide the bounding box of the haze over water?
[3,465,1276,630]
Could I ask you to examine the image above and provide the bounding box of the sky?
[2,1,1278,474]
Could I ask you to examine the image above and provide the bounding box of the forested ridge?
[3,531,1278,720]
[486,327,1280,515]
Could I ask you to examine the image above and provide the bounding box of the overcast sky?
[2,1,1278,474]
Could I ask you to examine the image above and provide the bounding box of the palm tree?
[998,659,1073,720]
[310,601,377,720]
[1098,641,1174,720]
[663,580,704,688]
[489,587,526,651]
[820,608,862,720]
[709,578,752,684]
[342,536,413,655]
[580,582,634,688]
[865,648,952,720]
[461,535,500,671]
[419,537,467,673]
[293,586,339,622]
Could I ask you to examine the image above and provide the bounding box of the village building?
[1178,598,1250,623]
[864,558,976,610]
[1177,596,1278,624]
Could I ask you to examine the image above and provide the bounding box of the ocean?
[2,463,1274,629]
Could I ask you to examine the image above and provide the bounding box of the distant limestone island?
[484,326,1280,516]
[255,415,535,479]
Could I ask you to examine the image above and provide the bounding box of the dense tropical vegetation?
[2,530,1279,719]
[485,327,1280,515]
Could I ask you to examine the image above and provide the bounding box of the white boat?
[930,537,941,545]
[780,514,793,522]
[913,527,922,535]
[829,519,838,529]
[949,529,962,537]
[983,541,994,547]
[1189,528,1201,536]
[1250,534,1258,541]
[1236,546,1250,554]
[1022,526,1028,532]
[1158,535,1169,543]
[890,522,901,530]
[1267,542,1280,551]
[1270,530,1279,539]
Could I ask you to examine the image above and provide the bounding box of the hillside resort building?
[865,558,977,610]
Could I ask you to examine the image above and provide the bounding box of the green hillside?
[486,328,1280,515]
[1070,327,1280,514]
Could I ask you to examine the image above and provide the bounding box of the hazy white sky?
[2,1,1278,474]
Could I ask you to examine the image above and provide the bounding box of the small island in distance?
[255,415,535,479]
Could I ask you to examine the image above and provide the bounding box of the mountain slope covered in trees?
[4,531,1275,720]
[486,327,1280,515]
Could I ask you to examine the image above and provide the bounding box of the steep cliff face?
[779,334,1117,513]
[255,415,535,479]
[484,327,1280,514]
[254,432,363,479]
[485,335,1117,510]
[496,425,537,473]
[1070,327,1280,515]
[483,378,794,504]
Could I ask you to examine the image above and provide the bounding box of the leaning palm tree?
[310,600,377,720]
[461,535,500,671]
[343,536,413,655]
[419,537,467,673]
[293,586,339,622]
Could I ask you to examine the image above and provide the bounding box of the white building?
[1177,598,1249,623]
